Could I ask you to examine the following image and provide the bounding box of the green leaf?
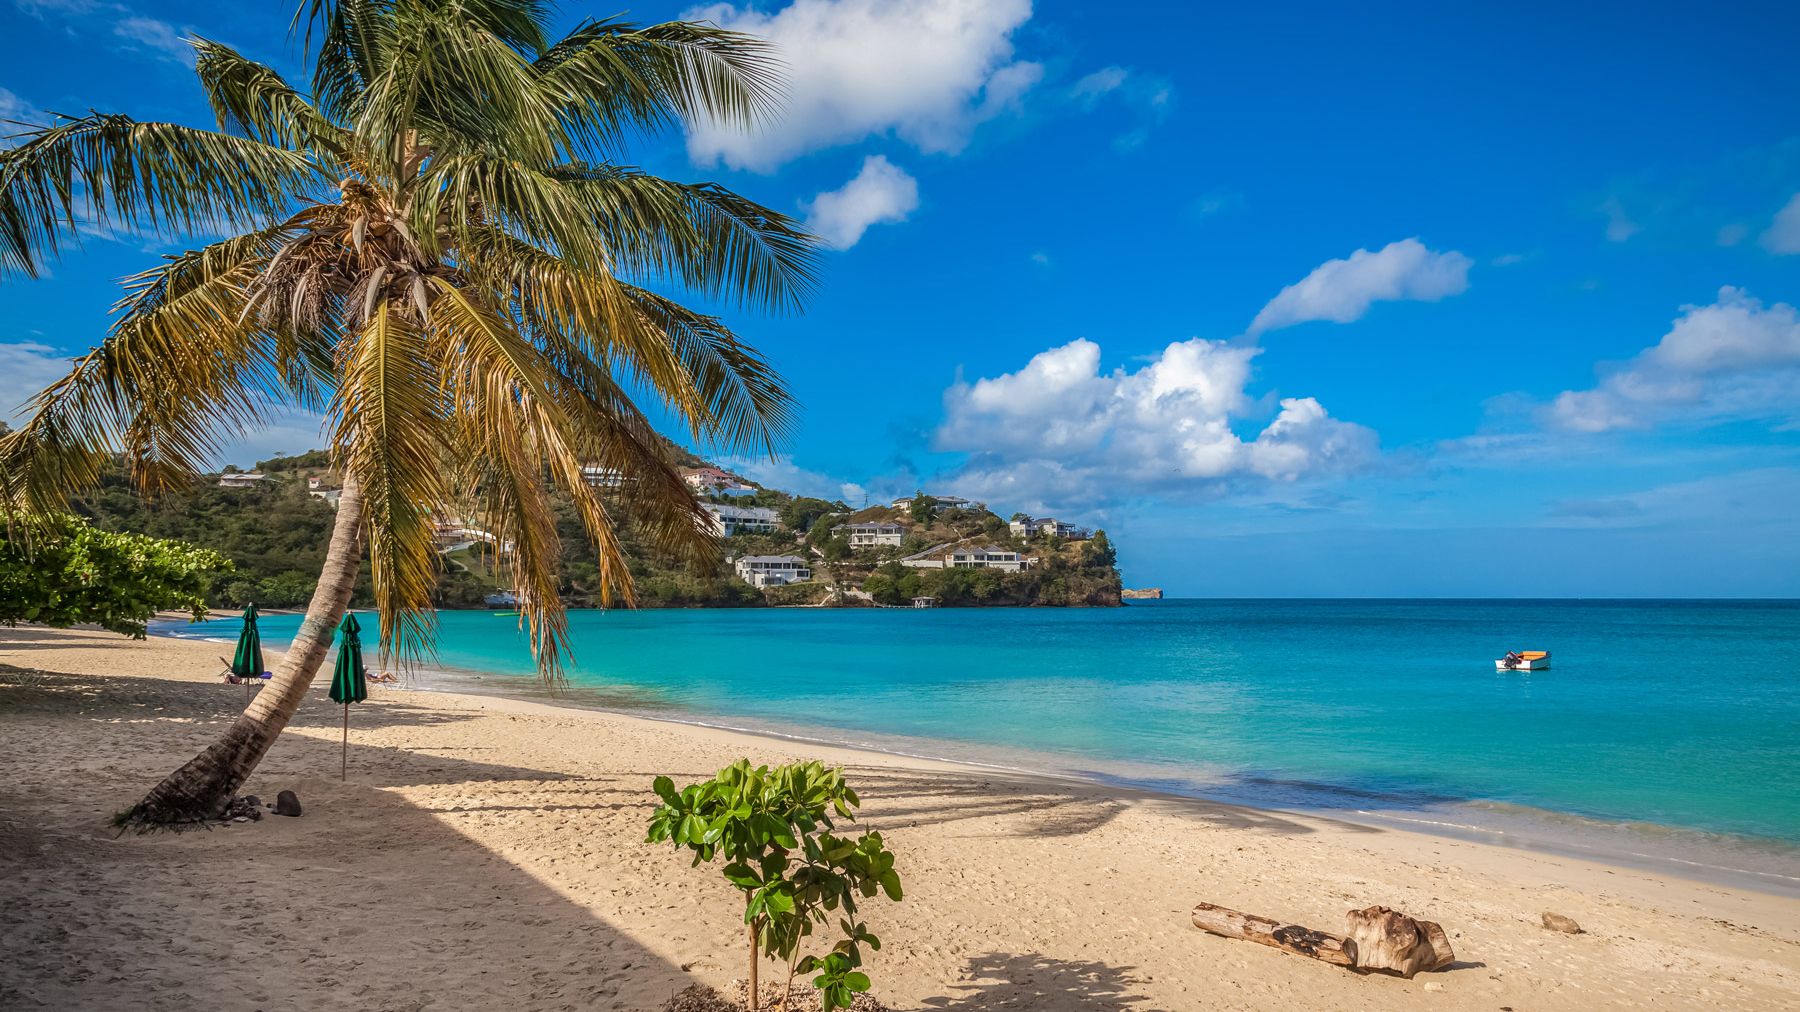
[653,775,677,803]
[844,972,870,992]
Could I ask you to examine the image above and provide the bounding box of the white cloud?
[803,155,919,249]
[1247,238,1471,335]
[681,0,1040,171]
[1546,287,1800,433]
[0,342,76,424]
[113,16,193,66]
[1067,64,1174,152]
[0,88,48,148]
[935,337,1375,511]
[1599,195,1640,242]
[1761,193,1800,254]
[1070,66,1128,105]
[722,457,866,504]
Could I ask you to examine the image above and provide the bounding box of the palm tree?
[0,1,818,825]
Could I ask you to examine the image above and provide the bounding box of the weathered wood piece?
[1344,905,1455,978]
[1190,902,1357,967]
[1191,902,1455,978]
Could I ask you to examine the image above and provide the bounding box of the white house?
[1009,516,1091,540]
[831,521,903,549]
[734,554,812,587]
[948,546,1031,572]
[682,466,742,490]
[217,472,270,489]
[581,465,626,489]
[309,488,342,508]
[888,493,973,511]
[703,503,780,536]
[900,543,1034,572]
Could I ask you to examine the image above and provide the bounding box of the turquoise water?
[170,600,1800,875]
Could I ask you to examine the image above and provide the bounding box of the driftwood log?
[1192,902,1454,978]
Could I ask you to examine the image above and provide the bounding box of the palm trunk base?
[120,715,271,827]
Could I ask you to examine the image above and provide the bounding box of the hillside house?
[682,466,742,490]
[734,555,812,587]
[888,493,973,511]
[831,520,904,549]
[217,472,270,489]
[900,544,1035,572]
[1009,516,1091,540]
[581,465,626,489]
[702,503,780,536]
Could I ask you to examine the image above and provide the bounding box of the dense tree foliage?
[0,513,231,637]
[72,463,369,609]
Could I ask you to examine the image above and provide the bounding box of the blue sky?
[3,0,1799,596]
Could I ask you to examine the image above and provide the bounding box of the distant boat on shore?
[1497,650,1550,671]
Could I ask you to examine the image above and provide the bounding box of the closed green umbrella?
[231,604,267,705]
[328,613,368,780]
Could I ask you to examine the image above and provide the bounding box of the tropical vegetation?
[648,760,902,1012]
[0,0,817,823]
[0,513,229,638]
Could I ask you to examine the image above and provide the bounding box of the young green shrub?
[647,760,902,1011]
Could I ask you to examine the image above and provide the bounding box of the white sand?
[2,625,1797,1010]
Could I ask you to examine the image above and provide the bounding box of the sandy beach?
[2,625,1797,1010]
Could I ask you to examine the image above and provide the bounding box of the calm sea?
[164,599,1800,891]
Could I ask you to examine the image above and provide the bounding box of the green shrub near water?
[0,514,231,637]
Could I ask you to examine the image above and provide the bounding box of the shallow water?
[165,599,1800,890]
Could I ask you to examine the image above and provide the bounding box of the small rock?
[1423,981,1444,992]
[232,816,249,823]
[242,794,261,809]
[1541,911,1582,934]
[274,790,303,817]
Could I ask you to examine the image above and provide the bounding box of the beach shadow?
[0,667,690,1011]
[921,952,1149,1010]
[834,768,1332,840]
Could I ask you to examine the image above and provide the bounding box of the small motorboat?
[1496,650,1550,671]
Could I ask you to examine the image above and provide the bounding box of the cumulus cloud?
[803,155,919,249]
[1546,287,1800,432]
[934,338,1375,510]
[681,0,1039,171]
[1247,238,1470,336]
[1762,193,1800,254]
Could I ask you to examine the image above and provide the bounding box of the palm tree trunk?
[125,478,365,826]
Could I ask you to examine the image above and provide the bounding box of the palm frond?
[0,114,323,278]
[193,39,350,159]
[330,300,448,667]
[535,17,784,151]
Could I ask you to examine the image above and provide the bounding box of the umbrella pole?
[341,703,349,781]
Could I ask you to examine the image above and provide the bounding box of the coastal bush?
[647,761,902,1011]
[0,513,231,637]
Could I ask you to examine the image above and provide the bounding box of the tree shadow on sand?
[921,952,1149,1010]
[829,768,1340,840]
[0,666,690,1011]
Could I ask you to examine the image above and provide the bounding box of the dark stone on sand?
[274,790,302,817]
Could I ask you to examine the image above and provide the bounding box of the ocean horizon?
[160,597,1800,893]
